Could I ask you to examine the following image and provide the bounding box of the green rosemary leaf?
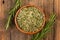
[5,0,23,30]
[32,33,40,40]
[5,15,12,30]
[32,13,56,40]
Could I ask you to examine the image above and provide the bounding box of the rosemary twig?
[5,0,22,30]
[32,13,56,40]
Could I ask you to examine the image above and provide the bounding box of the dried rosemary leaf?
[17,6,44,32]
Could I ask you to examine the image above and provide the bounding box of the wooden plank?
[29,1,44,39]
[54,0,60,40]
[10,0,31,40]
[0,0,15,31]
[29,0,44,40]
[0,0,14,40]
[43,0,54,40]
[0,31,10,40]
[11,27,27,40]
[0,0,5,31]
[54,0,59,20]
[0,32,3,40]
[55,21,60,40]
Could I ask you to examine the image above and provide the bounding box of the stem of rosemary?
[5,0,22,30]
[32,13,56,40]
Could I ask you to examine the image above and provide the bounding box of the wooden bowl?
[15,5,45,35]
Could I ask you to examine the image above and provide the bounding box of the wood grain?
[43,0,54,40]
[0,0,15,31]
[0,0,59,40]
[54,0,60,40]
[55,21,60,40]
[0,0,5,31]
[0,0,14,40]
[0,31,10,40]
[54,0,59,20]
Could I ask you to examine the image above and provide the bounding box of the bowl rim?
[15,4,45,35]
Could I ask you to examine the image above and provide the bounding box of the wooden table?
[0,0,59,40]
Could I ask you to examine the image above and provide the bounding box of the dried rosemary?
[17,7,45,32]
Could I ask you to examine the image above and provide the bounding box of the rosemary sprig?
[5,0,22,30]
[32,13,56,40]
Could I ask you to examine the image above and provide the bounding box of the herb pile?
[5,0,56,40]
[17,7,45,32]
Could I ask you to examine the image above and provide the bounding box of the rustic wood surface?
[0,0,59,40]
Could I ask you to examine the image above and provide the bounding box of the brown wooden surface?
[0,0,59,40]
